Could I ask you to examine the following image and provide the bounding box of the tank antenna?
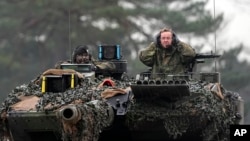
[213,0,217,72]
[68,9,72,62]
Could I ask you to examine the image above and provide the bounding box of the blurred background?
[1,0,249,123]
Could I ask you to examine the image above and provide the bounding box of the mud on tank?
[0,45,244,141]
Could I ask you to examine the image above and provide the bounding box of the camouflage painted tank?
[0,45,244,141]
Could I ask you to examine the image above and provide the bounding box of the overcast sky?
[205,0,250,61]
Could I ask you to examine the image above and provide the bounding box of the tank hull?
[7,111,61,141]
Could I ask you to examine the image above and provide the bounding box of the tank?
[0,45,244,141]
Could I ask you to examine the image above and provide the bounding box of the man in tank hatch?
[139,27,196,77]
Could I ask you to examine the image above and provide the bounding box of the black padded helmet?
[72,45,91,63]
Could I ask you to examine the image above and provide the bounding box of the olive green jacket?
[92,58,116,71]
[139,41,196,76]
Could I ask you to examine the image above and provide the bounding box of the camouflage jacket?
[92,58,116,71]
[139,41,196,77]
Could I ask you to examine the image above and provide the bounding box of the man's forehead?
[77,53,89,56]
[161,31,172,36]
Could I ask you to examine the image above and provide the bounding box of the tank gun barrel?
[187,53,221,72]
[58,105,81,124]
[195,53,220,59]
[195,53,220,63]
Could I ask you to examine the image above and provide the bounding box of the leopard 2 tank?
[0,45,244,141]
